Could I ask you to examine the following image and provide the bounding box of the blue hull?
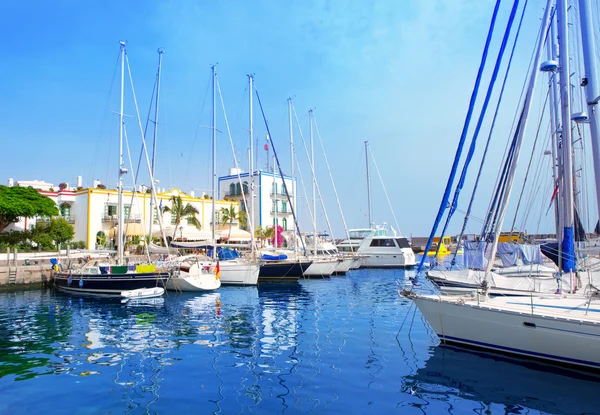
[258,261,312,282]
[53,271,170,296]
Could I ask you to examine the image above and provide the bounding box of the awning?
[219,228,252,241]
[108,223,147,237]
[152,226,213,241]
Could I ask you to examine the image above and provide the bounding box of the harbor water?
[0,268,598,414]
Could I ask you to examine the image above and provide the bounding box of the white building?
[5,178,241,249]
[218,167,296,233]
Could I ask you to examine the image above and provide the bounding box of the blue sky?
[1,0,556,237]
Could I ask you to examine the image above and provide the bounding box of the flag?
[215,261,221,280]
[546,184,559,215]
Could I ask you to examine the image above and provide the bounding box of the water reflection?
[403,345,600,414]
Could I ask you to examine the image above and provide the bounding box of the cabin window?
[370,238,396,247]
[395,238,410,248]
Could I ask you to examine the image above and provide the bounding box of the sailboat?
[404,0,600,370]
[53,42,169,298]
[336,141,415,268]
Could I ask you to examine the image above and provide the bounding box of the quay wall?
[0,265,52,288]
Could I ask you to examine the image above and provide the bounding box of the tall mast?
[148,49,164,240]
[248,74,255,258]
[578,0,600,226]
[557,0,575,272]
[288,98,297,253]
[365,140,372,228]
[310,109,317,254]
[211,65,217,259]
[544,23,561,241]
[117,41,126,265]
[273,153,277,247]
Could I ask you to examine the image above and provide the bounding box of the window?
[396,238,410,248]
[272,182,277,194]
[153,207,159,224]
[107,205,118,217]
[171,213,177,225]
[236,183,241,195]
[59,203,71,220]
[230,183,236,196]
[123,205,130,220]
[282,217,287,230]
[272,200,277,212]
[281,201,287,213]
[243,181,249,194]
[370,238,396,247]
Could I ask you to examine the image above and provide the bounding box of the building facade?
[218,168,296,233]
[6,179,239,249]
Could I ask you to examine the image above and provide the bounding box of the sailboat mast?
[248,75,255,258]
[211,65,217,259]
[365,140,372,228]
[288,98,297,253]
[148,49,164,240]
[578,0,600,226]
[557,0,576,272]
[310,109,317,254]
[117,41,126,265]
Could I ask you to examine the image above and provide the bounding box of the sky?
[1,0,574,238]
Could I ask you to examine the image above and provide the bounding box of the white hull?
[409,292,600,370]
[121,287,165,300]
[167,263,220,292]
[303,258,338,277]
[360,250,416,268]
[334,259,353,274]
[219,261,260,285]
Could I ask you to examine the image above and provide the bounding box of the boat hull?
[360,252,416,268]
[410,294,600,370]
[166,274,220,291]
[303,259,338,277]
[53,271,170,296]
[219,261,260,285]
[258,260,312,282]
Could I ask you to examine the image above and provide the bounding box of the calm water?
[0,269,599,415]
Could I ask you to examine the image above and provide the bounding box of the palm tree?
[254,225,266,248]
[220,204,243,240]
[162,196,201,240]
[264,226,275,247]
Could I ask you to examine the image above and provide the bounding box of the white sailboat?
[404,0,600,370]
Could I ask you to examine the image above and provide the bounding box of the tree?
[0,186,58,232]
[220,204,245,240]
[162,196,200,240]
[31,218,74,250]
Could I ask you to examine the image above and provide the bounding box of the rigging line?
[186,70,212,180]
[291,105,336,242]
[510,87,550,231]
[294,146,315,230]
[452,0,530,263]
[254,84,307,254]
[518,124,552,231]
[215,75,254,239]
[91,51,120,186]
[436,0,521,260]
[122,124,150,261]
[488,2,548,220]
[367,145,402,235]
[125,54,170,250]
[414,0,502,279]
[313,117,351,241]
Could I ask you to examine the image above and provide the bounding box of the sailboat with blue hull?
[404,0,600,371]
[53,41,170,298]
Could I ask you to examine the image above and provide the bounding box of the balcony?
[270,191,292,197]
[102,214,141,223]
[225,190,249,197]
[270,209,291,214]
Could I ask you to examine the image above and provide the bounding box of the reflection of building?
[6,178,238,249]
[218,168,296,232]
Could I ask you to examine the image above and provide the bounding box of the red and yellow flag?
[215,261,221,280]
